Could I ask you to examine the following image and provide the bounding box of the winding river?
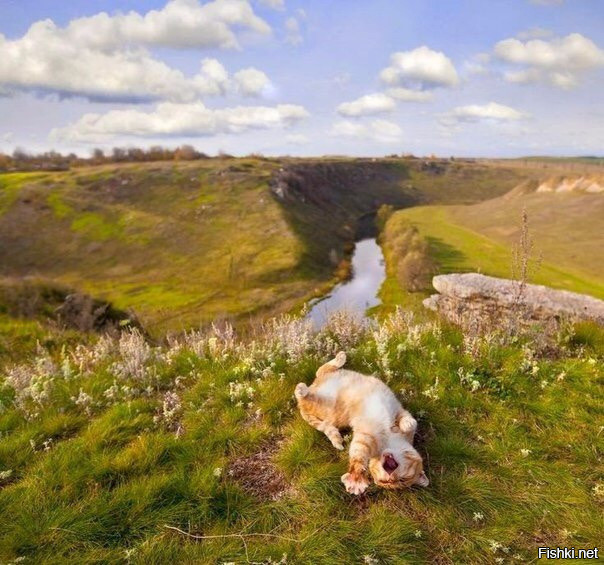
[307,238,386,328]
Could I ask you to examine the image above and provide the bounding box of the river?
[307,238,386,328]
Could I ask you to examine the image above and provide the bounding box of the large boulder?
[423,273,604,330]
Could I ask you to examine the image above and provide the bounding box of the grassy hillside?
[382,206,604,302]
[0,158,529,334]
[0,311,602,563]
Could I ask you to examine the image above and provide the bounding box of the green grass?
[0,159,532,334]
[0,314,602,563]
[385,206,604,300]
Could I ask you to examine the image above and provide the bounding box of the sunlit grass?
[0,311,602,563]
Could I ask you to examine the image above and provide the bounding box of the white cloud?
[330,119,402,143]
[0,21,271,103]
[233,68,271,96]
[51,101,309,142]
[0,1,274,102]
[62,0,270,50]
[258,0,285,10]
[285,133,309,144]
[284,16,302,45]
[2,132,14,142]
[380,46,459,89]
[386,87,433,102]
[336,93,396,117]
[440,102,528,129]
[494,33,604,89]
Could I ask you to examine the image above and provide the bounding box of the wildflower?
[363,556,379,565]
[593,483,604,498]
[520,448,531,457]
[153,392,183,435]
[540,380,548,389]
[213,467,223,478]
[0,469,13,481]
[495,558,504,564]
[71,389,93,415]
[422,378,440,400]
[489,540,502,553]
[473,511,484,522]
[414,529,422,538]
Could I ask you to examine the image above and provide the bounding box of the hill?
[0,158,530,334]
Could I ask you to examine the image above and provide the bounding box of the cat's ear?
[414,471,429,487]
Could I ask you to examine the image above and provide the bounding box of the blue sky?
[0,0,603,157]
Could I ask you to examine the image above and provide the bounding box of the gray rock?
[424,273,604,328]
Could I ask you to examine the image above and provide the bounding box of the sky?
[0,0,603,157]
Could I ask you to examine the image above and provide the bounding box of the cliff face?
[424,273,604,333]
[269,160,422,273]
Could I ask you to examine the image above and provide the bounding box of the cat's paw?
[341,472,370,495]
[294,383,309,400]
[331,437,344,451]
[398,415,417,438]
[333,351,346,368]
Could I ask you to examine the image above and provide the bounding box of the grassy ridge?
[0,313,602,563]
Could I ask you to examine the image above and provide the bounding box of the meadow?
[1,157,603,564]
[0,310,602,564]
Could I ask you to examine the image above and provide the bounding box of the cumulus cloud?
[494,33,604,89]
[51,101,309,142]
[439,102,528,129]
[336,93,396,117]
[330,119,402,143]
[233,68,271,96]
[0,1,273,102]
[386,87,433,102]
[61,0,270,51]
[380,46,459,89]
[0,23,270,103]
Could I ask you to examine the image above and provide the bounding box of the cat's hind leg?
[315,351,346,380]
[295,384,344,450]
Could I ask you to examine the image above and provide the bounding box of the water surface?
[307,238,385,328]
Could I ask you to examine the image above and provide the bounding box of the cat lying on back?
[295,351,428,495]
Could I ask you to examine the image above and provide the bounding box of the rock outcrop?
[424,273,604,330]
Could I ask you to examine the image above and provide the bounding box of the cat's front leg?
[341,463,370,495]
[341,431,374,495]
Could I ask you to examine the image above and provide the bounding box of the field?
[0,311,602,563]
[1,157,603,564]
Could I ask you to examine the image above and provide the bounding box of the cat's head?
[368,437,429,489]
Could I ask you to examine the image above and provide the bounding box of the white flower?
[213,467,223,478]
[473,511,484,522]
[414,529,422,538]
[520,448,531,458]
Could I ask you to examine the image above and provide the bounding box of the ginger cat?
[295,351,428,495]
